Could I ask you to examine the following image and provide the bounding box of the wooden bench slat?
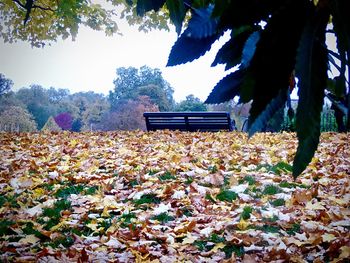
[144,112,234,132]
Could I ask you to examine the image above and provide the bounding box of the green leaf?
[166,0,186,35]
[241,31,260,68]
[330,0,350,63]
[211,27,253,69]
[246,0,311,127]
[167,34,219,66]
[136,0,166,16]
[185,5,218,39]
[248,89,287,136]
[293,5,330,178]
[205,69,245,104]
[217,0,284,30]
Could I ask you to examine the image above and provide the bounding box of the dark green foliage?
[133,193,161,205]
[49,235,74,248]
[151,212,175,223]
[0,219,16,236]
[119,213,137,228]
[238,175,256,185]
[186,4,218,38]
[286,223,301,235]
[167,33,219,66]
[174,94,207,111]
[0,73,13,97]
[240,206,253,220]
[270,198,285,207]
[262,184,281,195]
[55,184,98,198]
[194,233,226,252]
[206,69,245,104]
[166,0,187,35]
[216,190,237,202]
[159,171,176,181]
[255,162,293,175]
[279,181,309,189]
[138,0,350,177]
[293,6,330,178]
[222,244,244,258]
[41,199,72,230]
[136,0,165,16]
[205,193,216,203]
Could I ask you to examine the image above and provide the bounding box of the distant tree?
[71,118,83,132]
[175,94,207,112]
[0,106,37,132]
[47,87,70,103]
[15,85,57,129]
[54,112,73,130]
[109,66,175,111]
[0,73,13,97]
[101,96,158,131]
[41,116,62,132]
[81,100,109,131]
[137,84,172,111]
[0,91,25,112]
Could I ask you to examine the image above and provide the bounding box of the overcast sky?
[0,19,230,102]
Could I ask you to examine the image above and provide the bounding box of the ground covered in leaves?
[0,131,349,262]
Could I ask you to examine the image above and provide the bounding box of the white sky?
[0,20,230,102]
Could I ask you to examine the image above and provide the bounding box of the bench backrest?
[143,112,233,132]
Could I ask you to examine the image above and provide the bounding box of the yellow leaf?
[322,233,336,242]
[101,207,110,217]
[338,246,350,259]
[32,188,46,199]
[237,218,249,230]
[305,201,326,210]
[50,220,66,231]
[19,234,40,244]
[69,139,78,147]
[328,196,347,206]
[86,222,99,231]
[182,233,198,244]
[210,242,226,253]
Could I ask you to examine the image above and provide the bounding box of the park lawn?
[0,131,349,262]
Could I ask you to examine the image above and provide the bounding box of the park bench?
[143,112,234,132]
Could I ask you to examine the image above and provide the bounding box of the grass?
[133,193,161,206]
[240,206,253,220]
[40,199,72,230]
[270,198,286,207]
[158,171,176,181]
[151,212,175,223]
[254,162,293,175]
[55,184,98,198]
[262,184,282,195]
[216,190,238,202]
[239,175,256,185]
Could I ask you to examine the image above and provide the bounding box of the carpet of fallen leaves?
[0,131,349,262]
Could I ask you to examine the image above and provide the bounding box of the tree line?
[0,66,207,132]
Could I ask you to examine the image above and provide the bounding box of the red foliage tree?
[54,112,73,130]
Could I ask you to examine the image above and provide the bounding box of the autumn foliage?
[54,112,73,130]
[101,96,159,131]
[0,131,349,262]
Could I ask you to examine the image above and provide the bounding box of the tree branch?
[12,0,55,12]
[12,0,25,8]
[32,4,55,12]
